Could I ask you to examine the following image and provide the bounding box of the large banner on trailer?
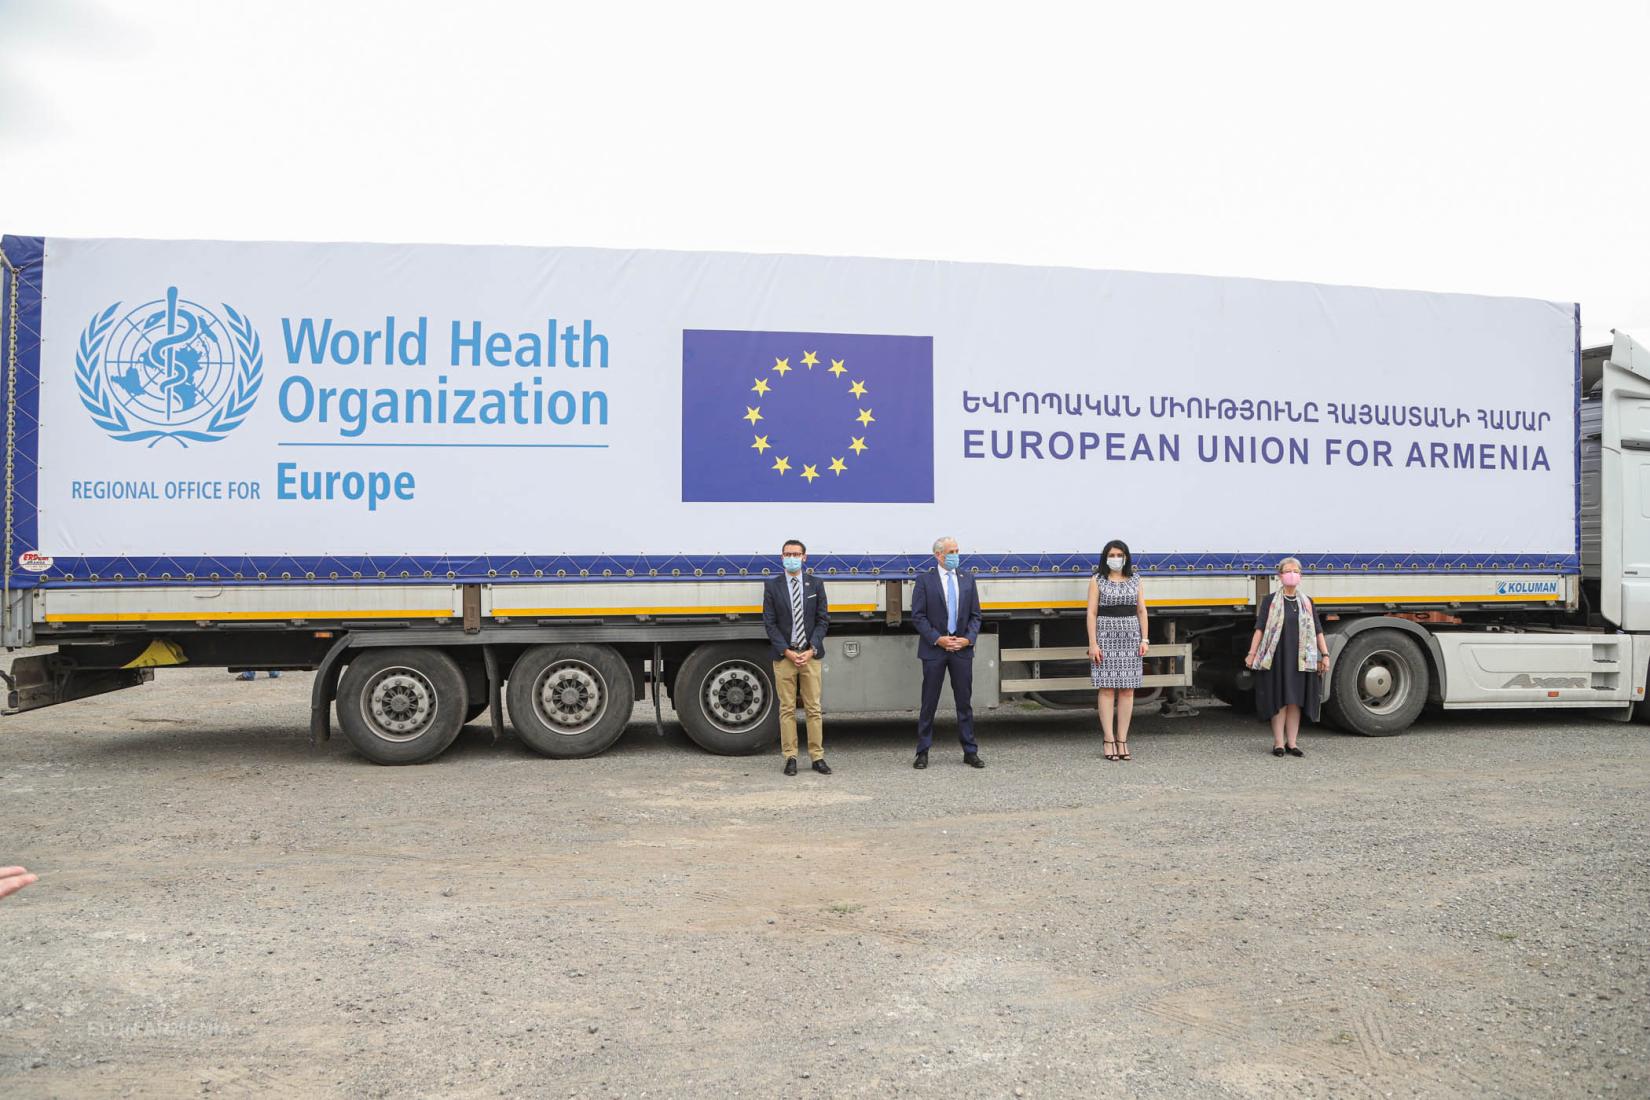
[3,236,1578,582]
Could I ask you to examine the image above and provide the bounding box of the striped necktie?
[790,577,806,648]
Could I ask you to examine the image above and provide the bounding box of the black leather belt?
[1096,604,1137,617]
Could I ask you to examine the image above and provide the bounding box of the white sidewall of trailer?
[30,239,1577,561]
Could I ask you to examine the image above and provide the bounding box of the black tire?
[506,644,634,758]
[1030,686,1164,710]
[335,648,469,765]
[673,643,779,755]
[1210,686,1256,714]
[1027,690,1096,710]
[1634,655,1650,722]
[1322,630,1429,736]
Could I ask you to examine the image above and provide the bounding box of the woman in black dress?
[1244,557,1330,756]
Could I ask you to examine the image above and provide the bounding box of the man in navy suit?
[911,535,984,769]
[762,538,832,776]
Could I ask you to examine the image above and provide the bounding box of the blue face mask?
[782,556,803,574]
[943,552,960,571]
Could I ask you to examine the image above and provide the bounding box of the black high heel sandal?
[1116,739,1130,761]
[1103,739,1118,761]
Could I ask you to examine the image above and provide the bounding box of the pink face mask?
[1280,571,1302,587]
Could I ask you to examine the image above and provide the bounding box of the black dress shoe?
[1271,746,1286,757]
[812,759,832,775]
[783,757,798,776]
[963,753,985,769]
[1286,745,1304,757]
[913,751,928,770]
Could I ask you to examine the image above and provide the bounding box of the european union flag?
[681,329,934,503]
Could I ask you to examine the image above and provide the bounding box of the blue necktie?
[945,572,958,635]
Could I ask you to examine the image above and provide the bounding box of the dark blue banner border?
[1574,303,1583,567]
[19,551,1580,588]
[1,234,42,585]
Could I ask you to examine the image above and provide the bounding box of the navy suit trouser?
[916,650,977,755]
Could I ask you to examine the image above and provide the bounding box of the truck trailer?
[2,234,1643,764]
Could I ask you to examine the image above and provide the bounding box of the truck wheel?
[336,648,469,765]
[507,644,634,758]
[1210,686,1256,714]
[1029,687,1163,710]
[674,643,778,755]
[1322,630,1428,736]
[1027,690,1097,710]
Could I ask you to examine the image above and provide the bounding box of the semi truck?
[2,233,1642,764]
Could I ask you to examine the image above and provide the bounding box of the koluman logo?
[1496,580,1559,596]
[76,286,263,447]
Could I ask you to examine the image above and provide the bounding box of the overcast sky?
[2,0,1645,345]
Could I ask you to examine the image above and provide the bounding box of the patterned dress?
[1090,575,1144,689]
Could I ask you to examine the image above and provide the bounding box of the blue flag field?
[681,328,934,503]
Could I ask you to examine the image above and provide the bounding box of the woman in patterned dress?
[1086,539,1149,761]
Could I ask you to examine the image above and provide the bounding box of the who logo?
[75,286,263,447]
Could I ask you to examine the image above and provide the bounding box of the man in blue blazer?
[910,535,984,769]
[762,538,832,776]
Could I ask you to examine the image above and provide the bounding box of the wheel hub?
[365,669,435,741]
[704,664,766,731]
[1361,664,1394,700]
[536,662,602,733]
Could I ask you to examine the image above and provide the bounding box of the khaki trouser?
[772,656,825,761]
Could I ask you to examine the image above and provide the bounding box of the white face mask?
[1106,556,1125,571]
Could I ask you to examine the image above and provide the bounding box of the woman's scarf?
[1256,589,1318,671]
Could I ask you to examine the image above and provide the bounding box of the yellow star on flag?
[772,455,791,475]
[849,436,868,455]
[801,351,820,367]
[827,358,847,378]
[772,357,792,376]
[828,456,847,475]
[800,463,820,483]
[751,434,771,453]
[751,377,771,395]
[855,408,875,426]
[848,379,867,398]
[744,406,763,424]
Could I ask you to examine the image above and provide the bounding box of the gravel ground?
[1,664,1647,1099]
